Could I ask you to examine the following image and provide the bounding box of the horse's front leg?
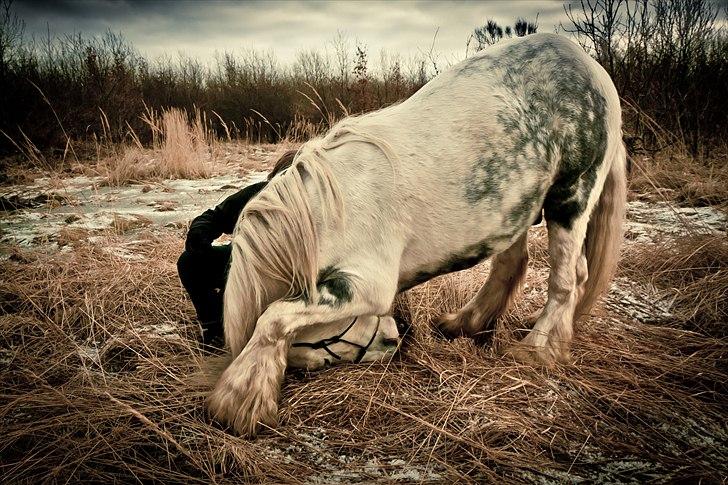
[207,275,395,436]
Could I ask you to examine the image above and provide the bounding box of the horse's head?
[288,315,400,370]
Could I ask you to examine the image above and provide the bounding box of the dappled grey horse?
[209,33,627,435]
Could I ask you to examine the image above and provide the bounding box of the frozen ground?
[1,174,725,251]
[0,171,267,251]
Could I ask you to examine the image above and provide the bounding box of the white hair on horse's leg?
[211,275,398,435]
[507,218,587,365]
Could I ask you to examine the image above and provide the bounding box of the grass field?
[0,142,726,483]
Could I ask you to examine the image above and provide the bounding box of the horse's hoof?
[208,387,278,437]
[207,363,280,436]
[434,313,464,340]
[503,343,555,368]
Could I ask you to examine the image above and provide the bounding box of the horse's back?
[319,34,622,285]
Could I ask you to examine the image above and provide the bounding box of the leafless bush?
[562,0,728,155]
[468,16,539,52]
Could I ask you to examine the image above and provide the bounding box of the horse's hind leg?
[437,231,528,339]
[506,217,589,365]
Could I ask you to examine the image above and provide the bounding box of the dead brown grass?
[620,234,728,338]
[629,150,728,208]
[1,225,725,483]
[102,108,214,186]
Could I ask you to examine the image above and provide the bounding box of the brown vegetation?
[2,0,725,164]
[102,107,214,186]
[0,216,725,482]
[629,150,728,208]
[620,234,727,338]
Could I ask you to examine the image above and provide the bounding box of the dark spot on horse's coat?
[543,85,608,228]
[465,155,507,204]
[469,35,610,228]
[508,186,544,227]
[316,265,353,307]
[399,241,493,292]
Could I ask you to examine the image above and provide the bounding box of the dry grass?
[620,234,728,338]
[102,108,214,186]
[1,224,725,483]
[629,150,728,208]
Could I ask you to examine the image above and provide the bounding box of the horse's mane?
[222,118,399,356]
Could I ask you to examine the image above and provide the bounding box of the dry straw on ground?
[1,217,725,483]
[102,108,214,186]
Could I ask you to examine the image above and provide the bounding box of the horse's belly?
[396,208,520,291]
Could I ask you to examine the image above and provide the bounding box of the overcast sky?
[14,0,573,67]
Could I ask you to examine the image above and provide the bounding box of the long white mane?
[222,119,399,356]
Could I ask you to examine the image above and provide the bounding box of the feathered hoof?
[207,365,280,437]
[434,312,466,340]
[503,341,572,367]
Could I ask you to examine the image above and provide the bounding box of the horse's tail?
[574,139,627,320]
[223,148,344,357]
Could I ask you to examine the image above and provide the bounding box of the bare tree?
[470,17,539,53]
[331,30,351,89]
[0,0,24,78]
[562,0,725,154]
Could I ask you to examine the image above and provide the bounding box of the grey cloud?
[13,0,571,64]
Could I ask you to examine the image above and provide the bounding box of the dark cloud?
[13,0,571,64]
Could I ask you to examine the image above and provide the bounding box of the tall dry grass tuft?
[102,147,154,186]
[158,108,212,179]
[101,107,214,185]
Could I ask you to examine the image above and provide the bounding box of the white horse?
[209,33,627,435]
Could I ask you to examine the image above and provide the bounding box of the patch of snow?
[77,345,101,365]
[139,323,178,336]
[625,201,726,243]
[606,277,675,323]
[102,245,146,261]
[0,171,267,247]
